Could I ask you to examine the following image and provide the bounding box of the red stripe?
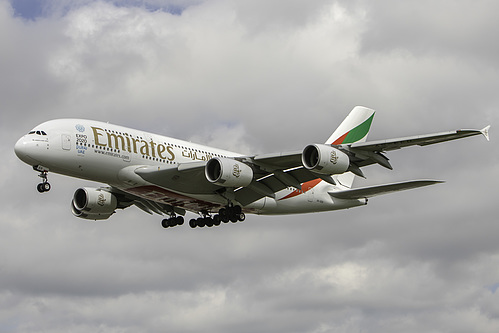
[332,131,349,145]
[279,179,322,201]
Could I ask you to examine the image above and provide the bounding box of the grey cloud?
[359,0,499,63]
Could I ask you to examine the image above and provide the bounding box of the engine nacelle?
[71,187,117,220]
[302,144,350,175]
[205,157,253,187]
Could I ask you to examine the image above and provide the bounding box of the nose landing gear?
[34,165,51,193]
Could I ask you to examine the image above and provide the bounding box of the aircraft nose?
[14,136,27,158]
[14,136,42,165]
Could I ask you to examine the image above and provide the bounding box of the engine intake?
[71,187,117,220]
[302,144,350,175]
[205,157,253,187]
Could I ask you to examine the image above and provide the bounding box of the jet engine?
[302,144,350,175]
[205,157,253,187]
[71,187,118,220]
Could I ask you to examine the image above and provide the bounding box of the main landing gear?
[189,205,245,228]
[34,166,51,193]
[161,215,184,229]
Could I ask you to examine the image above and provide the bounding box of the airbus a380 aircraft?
[14,106,490,229]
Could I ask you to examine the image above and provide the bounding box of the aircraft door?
[62,134,71,150]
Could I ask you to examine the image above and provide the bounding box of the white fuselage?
[14,119,366,216]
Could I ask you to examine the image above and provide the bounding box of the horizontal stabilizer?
[329,180,444,199]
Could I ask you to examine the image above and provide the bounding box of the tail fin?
[326,106,376,188]
[325,106,375,145]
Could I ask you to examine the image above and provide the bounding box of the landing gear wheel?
[37,182,51,193]
[176,216,184,226]
[219,208,229,223]
[213,215,221,226]
[233,205,242,215]
[238,212,245,222]
[230,213,238,223]
[196,217,206,228]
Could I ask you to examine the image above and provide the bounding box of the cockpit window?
[28,130,47,135]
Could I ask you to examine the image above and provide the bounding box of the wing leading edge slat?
[349,128,489,152]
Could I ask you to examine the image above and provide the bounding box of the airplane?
[14,106,490,229]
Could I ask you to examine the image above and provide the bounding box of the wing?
[108,186,188,217]
[234,152,321,205]
[344,126,490,170]
[135,162,219,194]
[241,126,490,197]
[132,126,489,208]
[133,154,320,206]
[351,127,490,151]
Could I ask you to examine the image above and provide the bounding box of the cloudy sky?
[1,0,498,331]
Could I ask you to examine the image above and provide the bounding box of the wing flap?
[329,180,443,199]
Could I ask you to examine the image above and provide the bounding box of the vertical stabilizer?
[326,106,375,188]
[325,106,375,145]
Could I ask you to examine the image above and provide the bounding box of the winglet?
[481,125,491,141]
